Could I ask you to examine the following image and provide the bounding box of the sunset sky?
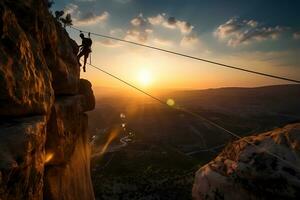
[53,0,300,90]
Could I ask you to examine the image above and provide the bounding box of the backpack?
[86,38,92,47]
[83,38,92,48]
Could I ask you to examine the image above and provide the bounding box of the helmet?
[80,33,84,38]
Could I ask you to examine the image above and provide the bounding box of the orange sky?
[56,1,300,91]
[80,43,300,91]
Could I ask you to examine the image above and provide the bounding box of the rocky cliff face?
[0,1,95,199]
[193,123,300,200]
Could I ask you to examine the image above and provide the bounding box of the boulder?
[193,123,300,200]
[79,79,95,112]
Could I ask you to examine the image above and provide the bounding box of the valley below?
[88,84,300,199]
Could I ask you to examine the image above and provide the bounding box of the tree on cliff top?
[55,11,64,20]
[54,11,73,28]
[47,0,55,8]
[60,13,73,28]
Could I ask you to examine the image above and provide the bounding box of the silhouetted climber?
[77,33,92,72]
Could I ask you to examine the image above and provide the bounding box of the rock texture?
[0,1,95,200]
[193,123,300,200]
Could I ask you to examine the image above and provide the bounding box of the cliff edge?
[0,1,95,199]
[193,123,300,200]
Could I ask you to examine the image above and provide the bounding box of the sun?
[138,69,153,87]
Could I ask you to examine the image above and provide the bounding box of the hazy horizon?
[91,83,300,98]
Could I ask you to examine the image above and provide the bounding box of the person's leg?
[83,54,88,72]
[77,51,84,66]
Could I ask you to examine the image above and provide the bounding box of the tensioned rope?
[85,61,300,171]
[71,26,300,84]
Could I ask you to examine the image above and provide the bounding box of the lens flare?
[100,128,119,155]
[166,98,175,106]
[120,113,126,119]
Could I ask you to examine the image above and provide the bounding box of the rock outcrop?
[0,1,95,200]
[193,123,300,200]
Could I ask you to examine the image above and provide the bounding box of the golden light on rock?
[166,98,175,107]
[100,128,119,155]
[45,153,54,163]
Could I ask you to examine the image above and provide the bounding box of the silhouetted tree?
[55,10,64,20]
[47,0,54,8]
[60,13,73,28]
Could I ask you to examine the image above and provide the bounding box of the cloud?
[76,11,109,25]
[214,17,245,39]
[228,26,284,46]
[96,39,121,47]
[64,3,79,15]
[214,17,285,46]
[96,28,125,48]
[246,20,258,27]
[109,28,125,36]
[129,13,199,47]
[125,13,152,43]
[130,14,147,27]
[227,50,300,68]
[293,32,300,40]
[176,20,193,34]
[148,14,165,25]
[145,29,153,34]
[63,3,109,26]
[180,33,200,47]
[153,38,173,46]
[124,29,149,43]
[148,14,194,34]
[108,13,199,47]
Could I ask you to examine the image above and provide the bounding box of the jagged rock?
[79,79,95,112]
[192,123,300,200]
[44,91,95,166]
[43,92,95,200]
[43,94,95,200]
[0,3,54,116]
[0,1,95,200]
[45,95,87,165]
[44,114,94,200]
[44,22,80,95]
[0,116,47,200]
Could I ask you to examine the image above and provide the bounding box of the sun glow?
[138,69,153,87]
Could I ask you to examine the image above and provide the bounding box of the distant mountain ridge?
[170,84,300,116]
[178,84,300,92]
